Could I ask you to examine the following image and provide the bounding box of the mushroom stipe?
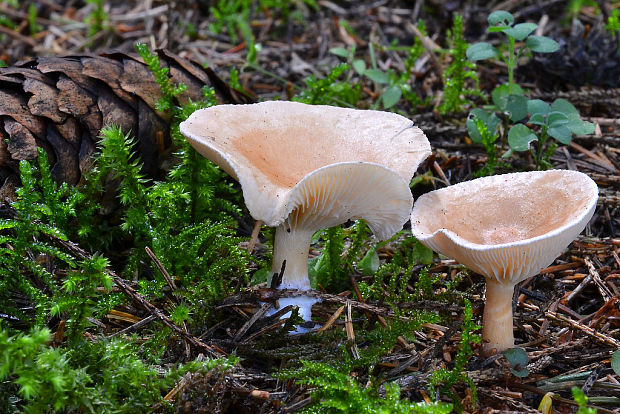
[411,170,598,355]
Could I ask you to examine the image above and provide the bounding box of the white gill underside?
[270,162,413,291]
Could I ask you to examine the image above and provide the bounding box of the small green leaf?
[250,267,271,285]
[550,98,579,117]
[503,23,537,41]
[527,99,550,116]
[551,99,596,135]
[364,69,390,84]
[486,112,501,132]
[508,124,537,151]
[382,85,402,108]
[492,84,510,109]
[548,124,572,144]
[492,83,524,110]
[572,120,596,136]
[529,113,546,125]
[466,109,490,143]
[488,10,514,27]
[358,247,379,276]
[504,347,529,378]
[352,59,366,75]
[411,239,434,265]
[466,42,497,61]
[526,35,559,53]
[329,47,350,58]
[502,147,514,158]
[548,111,569,127]
[505,94,528,122]
[611,349,620,376]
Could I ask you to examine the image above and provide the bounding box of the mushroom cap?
[180,101,429,235]
[411,170,598,284]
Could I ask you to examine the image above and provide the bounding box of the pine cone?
[0,50,252,198]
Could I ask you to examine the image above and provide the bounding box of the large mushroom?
[410,170,598,354]
[180,101,431,321]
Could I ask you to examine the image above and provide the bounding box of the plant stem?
[535,125,548,170]
[507,36,515,93]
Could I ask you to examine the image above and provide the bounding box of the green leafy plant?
[283,360,453,413]
[329,22,427,110]
[429,300,481,409]
[0,327,237,413]
[571,387,597,414]
[0,42,251,412]
[85,0,109,38]
[439,14,480,114]
[465,109,504,176]
[606,9,620,53]
[136,43,189,112]
[308,221,371,291]
[467,10,559,95]
[504,98,594,168]
[466,10,594,171]
[0,148,103,328]
[27,3,42,36]
[294,63,361,107]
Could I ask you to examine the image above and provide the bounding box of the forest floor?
[0,0,619,413]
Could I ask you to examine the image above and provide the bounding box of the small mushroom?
[410,170,598,354]
[180,101,430,321]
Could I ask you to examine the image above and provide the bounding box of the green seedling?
[606,9,620,53]
[329,44,404,109]
[329,22,427,110]
[466,10,594,171]
[465,109,505,176]
[505,98,594,169]
[467,10,559,95]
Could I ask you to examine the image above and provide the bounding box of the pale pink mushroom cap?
[180,101,431,322]
[411,170,598,353]
[410,170,598,284]
[179,101,431,238]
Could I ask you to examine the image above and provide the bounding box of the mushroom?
[410,170,598,354]
[180,101,431,321]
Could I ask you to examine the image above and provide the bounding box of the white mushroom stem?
[482,279,516,355]
[269,224,318,322]
[271,224,314,290]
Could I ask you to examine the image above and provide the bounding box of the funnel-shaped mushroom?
[411,170,598,354]
[180,101,430,320]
